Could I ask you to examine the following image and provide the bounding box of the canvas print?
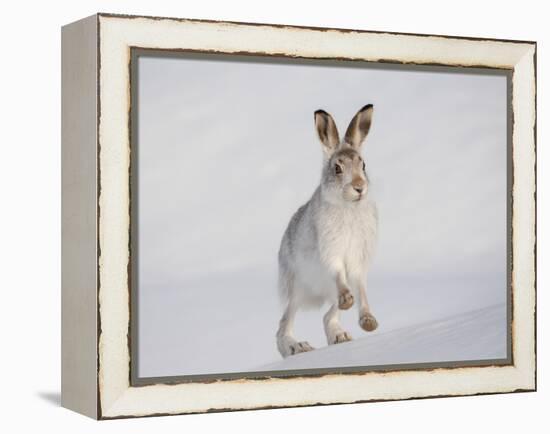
[132,52,509,381]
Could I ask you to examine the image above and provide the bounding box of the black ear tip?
[360,104,374,112]
[315,109,329,117]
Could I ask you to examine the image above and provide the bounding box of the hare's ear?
[314,110,340,158]
[344,104,373,150]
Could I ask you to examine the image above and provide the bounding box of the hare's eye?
[335,164,343,175]
[362,161,366,172]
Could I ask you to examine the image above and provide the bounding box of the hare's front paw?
[360,312,378,332]
[290,341,314,355]
[331,331,352,344]
[338,288,354,310]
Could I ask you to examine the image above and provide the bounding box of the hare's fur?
[277,105,378,358]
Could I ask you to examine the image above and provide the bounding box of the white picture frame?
[61,13,536,419]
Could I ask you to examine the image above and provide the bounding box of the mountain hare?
[277,105,378,358]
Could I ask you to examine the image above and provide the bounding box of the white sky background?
[137,54,508,377]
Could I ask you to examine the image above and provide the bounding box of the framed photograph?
[61,13,536,419]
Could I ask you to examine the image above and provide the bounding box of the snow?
[259,303,507,371]
[138,267,507,377]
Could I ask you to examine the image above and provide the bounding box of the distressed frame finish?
[61,13,536,419]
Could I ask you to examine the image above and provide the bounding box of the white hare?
[276,105,379,358]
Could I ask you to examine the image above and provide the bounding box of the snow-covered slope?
[139,267,508,376]
[259,303,507,371]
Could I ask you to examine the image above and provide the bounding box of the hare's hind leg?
[324,303,352,345]
[276,301,314,358]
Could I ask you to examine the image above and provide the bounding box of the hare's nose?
[353,186,364,194]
